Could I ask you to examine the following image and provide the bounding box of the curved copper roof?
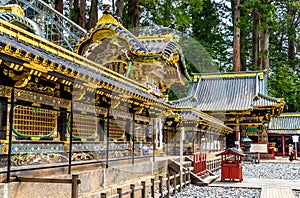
[268,113,300,134]
[173,71,285,112]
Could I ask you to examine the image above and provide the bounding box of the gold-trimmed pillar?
[235,117,240,149]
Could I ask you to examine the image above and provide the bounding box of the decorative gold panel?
[13,105,56,137]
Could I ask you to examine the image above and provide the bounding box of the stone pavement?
[261,188,295,198]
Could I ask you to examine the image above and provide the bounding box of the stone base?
[0,158,169,198]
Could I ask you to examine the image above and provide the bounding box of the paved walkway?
[261,188,295,198]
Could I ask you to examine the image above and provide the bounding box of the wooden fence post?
[130,184,135,198]
[71,174,79,198]
[151,178,155,198]
[179,172,182,192]
[159,176,163,197]
[141,181,146,198]
[188,168,191,184]
[173,173,176,194]
[183,171,186,189]
[117,188,123,198]
[166,174,170,198]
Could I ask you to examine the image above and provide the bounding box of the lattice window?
[109,119,126,140]
[13,105,56,137]
[133,123,145,141]
[71,114,97,138]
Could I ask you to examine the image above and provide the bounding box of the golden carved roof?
[75,11,191,92]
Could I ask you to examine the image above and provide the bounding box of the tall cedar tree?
[54,0,63,41]
[115,0,141,35]
[79,0,86,28]
[73,0,80,25]
[88,0,98,29]
[232,0,241,72]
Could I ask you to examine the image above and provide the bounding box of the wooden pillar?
[106,109,110,168]
[235,118,240,149]
[132,114,135,165]
[282,135,285,156]
[173,172,176,194]
[98,114,105,141]
[71,174,79,198]
[152,118,155,162]
[58,110,67,141]
[68,102,74,174]
[151,178,155,198]
[0,99,7,140]
[130,184,135,198]
[159,176,163,197]
[141,181,146,198]
[166,174,170,198]
[117,188,123,198]
[6,88,14,183]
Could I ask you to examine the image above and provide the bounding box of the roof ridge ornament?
[102,4,112,15]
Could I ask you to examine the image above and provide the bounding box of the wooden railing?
[11,174,81,198]
[100,170,191,198]
[206,158,222,173]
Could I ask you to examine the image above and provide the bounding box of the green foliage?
[269,62,300,112]
[267,0,300,111]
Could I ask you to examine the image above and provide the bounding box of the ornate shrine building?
[0,4,231,179]
[173,71,285,157]
[268,113,300,156]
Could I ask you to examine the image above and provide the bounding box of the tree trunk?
[287,2,296,70]
[240,29,247,71]
[79,0,86,28]
[127,0,140,35]
[55,0,63,13]
[73,0,80,25]
[54,0,63,42]
[232,0,241,72]
[88,0,98,30]
[251,9,260,70]
[116,0,125,19]
[240,0,247,72]
[260,28,270,73]
[132,1,140,34]
[259,0,271,73]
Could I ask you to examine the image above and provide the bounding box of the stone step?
[200,175,219,185]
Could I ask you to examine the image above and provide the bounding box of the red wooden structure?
[216,148,245,182]
[193,152,207,176]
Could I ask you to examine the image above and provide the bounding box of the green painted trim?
[12,105,54,138]
[67,114,96,139]
[10,20,36,34]
[125,61,133,78]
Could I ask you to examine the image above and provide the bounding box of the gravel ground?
[171,185,261,198]
[171,162,299,198]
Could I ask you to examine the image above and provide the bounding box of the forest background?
[51,0,300,112]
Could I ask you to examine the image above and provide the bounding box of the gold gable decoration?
[0,4,25,17]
